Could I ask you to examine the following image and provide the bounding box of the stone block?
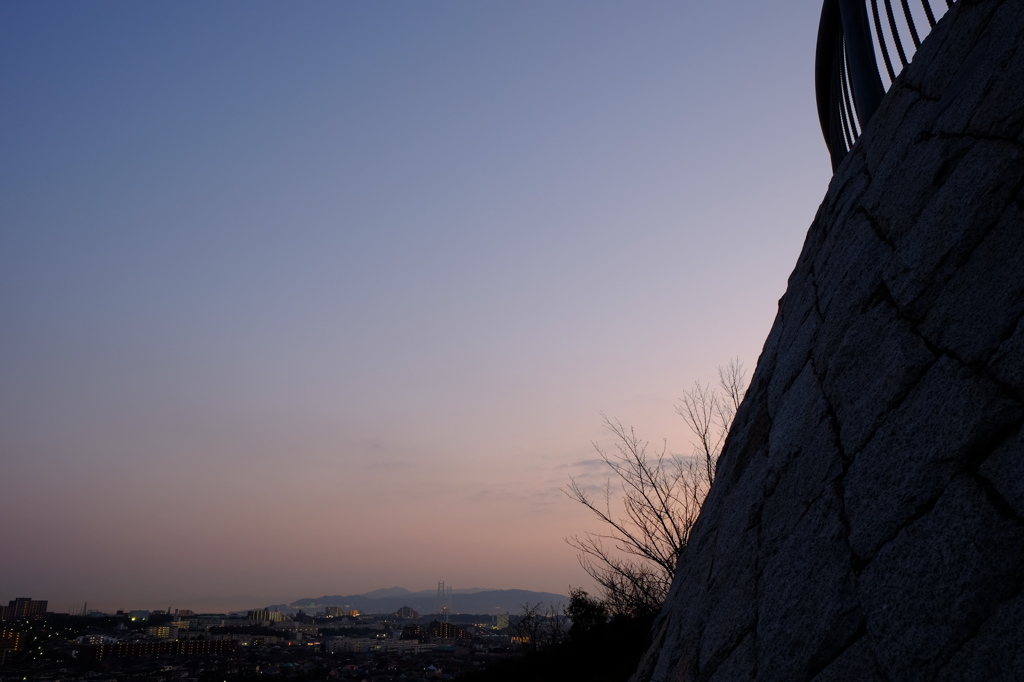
[979,423,1024,520]
[705,631,756,682]
[988,312,1024,395]
[858,476,1024,682]
[962,2,1024,141]
[810,207,892,321]
[809,639,885,682]
[760,364,842,551]
[756,492,861,681]
[816,299,935,456]
[919,197,1024,364]
[936,592,1024,682]
[845,355,1021,559]
[882,140,1023,319]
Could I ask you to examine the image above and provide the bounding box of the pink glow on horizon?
[0,1,832,612]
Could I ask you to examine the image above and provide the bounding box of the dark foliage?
[458,611,654,682]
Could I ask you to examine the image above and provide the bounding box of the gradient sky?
[1,1,833,614]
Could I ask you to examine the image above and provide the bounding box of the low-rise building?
[0,598,47,620]
[323,637,435,654]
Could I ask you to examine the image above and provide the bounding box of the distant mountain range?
[265,587,568,615]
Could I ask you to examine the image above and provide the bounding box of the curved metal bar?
[884,0,909,67]
[815,0,952,172]
[838,0,885,122]
[841,47,860,144]
[838,48,856,151]
[815,0,846,168]
[922,0,937,28]
[871,0,898,82]
[830,39,849,161]
[901,0,922,49]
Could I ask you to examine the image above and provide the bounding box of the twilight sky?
[1,1,833,614]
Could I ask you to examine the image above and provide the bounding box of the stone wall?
[631,1,1024,680]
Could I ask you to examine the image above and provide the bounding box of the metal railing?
[815,0,953,171]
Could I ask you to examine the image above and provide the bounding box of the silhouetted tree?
[510,602,565,653]
[565,588,608,639]
[565,359,747,618]
[676,358,746,486]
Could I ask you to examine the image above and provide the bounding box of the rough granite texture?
[630,1,1024,680]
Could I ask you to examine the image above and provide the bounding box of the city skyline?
[1,2,833,612]
[2,586,570,618]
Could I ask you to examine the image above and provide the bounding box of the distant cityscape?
[0,585,571,680]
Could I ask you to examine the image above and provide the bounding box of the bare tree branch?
[564,360,749,619]
[716,357,746,438]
